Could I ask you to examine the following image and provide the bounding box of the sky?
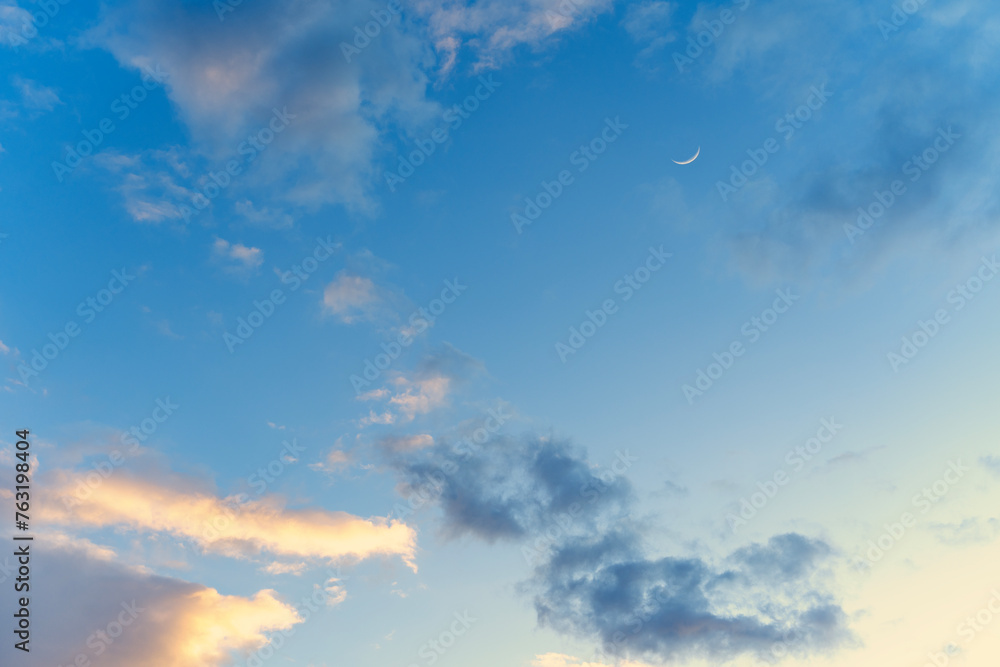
[1,0,1000,666]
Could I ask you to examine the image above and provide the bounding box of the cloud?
[395,434,631,541]
[636,0,1000,284]
[930,517,1000,546]
[0,535,301,667]
[212,236,264,274]
[357,344,484,426]
[360,375,452,426]
[93,149,199,223]
[309,447,354,474]
[83,0,620,213]
[620,1,677,63]
[388,375,451,420]
[534,531,850,664]
[0,5,32,49]
[234,199,294,229]
[13,76,62,111]
[323,272,383,323]
[262,561,308,576]
[0,339,9,354]
[393,432,851,662]
[378,434,435,454]
[41,470,417,570]
[86,0,439,211]
[358,373,453,424]
[416,0,616,72]
[980,455,1000,477]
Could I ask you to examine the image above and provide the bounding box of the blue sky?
[2,0,1000,666]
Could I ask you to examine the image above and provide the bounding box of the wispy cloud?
[13,76,62,111]
[234,199,294,229]
[212,237,264,275]
[323,272,384,323]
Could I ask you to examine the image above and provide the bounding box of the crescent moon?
[672,146,700,165]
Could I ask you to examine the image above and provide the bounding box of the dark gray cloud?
[395,434,631,541]
[534,532,849,663]
[393,432,851,662]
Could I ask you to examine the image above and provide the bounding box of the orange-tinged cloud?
[42,472,417,569]
[167,588,301,665]
[3,535,305,667]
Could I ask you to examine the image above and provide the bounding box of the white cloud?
[0,339,9,354]
[309,447,354,474]
[415,0,616,72]
[358,374,451,425]
[0,5,32,49]
[378,434,435,453]
[323,272,382,323]
[234,199,294,229]
[212,237,264,274]
[13,76,62,111]
[93,149,199,223]
[83,0,617,213]
[388,375,450,420]
[262,561,308,576]
[621,1,677,62]
[86,0,439,211]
